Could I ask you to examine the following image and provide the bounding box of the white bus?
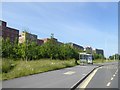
[79,53,93,64]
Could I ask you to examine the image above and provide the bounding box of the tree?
[93,53,104,60]
[109,54,120,60]
[11,38,19,59]
[2,38,13,58]
[27,42,38,60]
[1,32,82,62]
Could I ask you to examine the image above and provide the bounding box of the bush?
[2,59,15,73]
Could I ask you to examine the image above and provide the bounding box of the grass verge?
[1,59,77,81]
[1,59,117,81]
[93,59,118,63]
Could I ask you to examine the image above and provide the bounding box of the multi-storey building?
[37,39,44,45]
[19,31,37,44]
[93,48,104,56]
[42,38,63,45]
[84,46,93,54]
[0,20,19,43]
[67,42,84,51]
[42,38,51,43]
[42,38,57,43]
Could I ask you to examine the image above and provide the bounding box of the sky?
[1,2,118,58]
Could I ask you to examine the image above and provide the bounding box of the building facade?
[42,38,57,43]
[19,31,37,44]
[37,39,44,45]
[68,42,84,51]
[42,38,63,45]
[94,49,104,56]
[84,46,93,54]
[0,20,19,43]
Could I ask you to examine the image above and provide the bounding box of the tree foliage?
[2,35,104,61]
[109,54,120,60]
[93,53,104,60]
[2,37,79,60]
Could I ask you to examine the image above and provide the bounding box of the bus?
[79,53,93,64]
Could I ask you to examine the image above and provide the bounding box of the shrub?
[2,59,15,73]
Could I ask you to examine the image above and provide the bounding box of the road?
[2,65,97,88]
[78,62,119,89]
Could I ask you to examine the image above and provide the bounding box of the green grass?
[93,59,118,63]
[1,59,77,80]
[0,58,2,81]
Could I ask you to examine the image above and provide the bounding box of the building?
[84,46,93,54]
[42,38,63,45]
[57,41,63,45]
[0,20,19,43]
[42,38,50,43]
[42,38,57,43]
[67,42,84,51]
[94,48,104,56]
[37,39,44,45]
[19,31,37,44]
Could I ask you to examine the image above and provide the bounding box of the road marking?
[115,69,118,74]
[106,82,111,86]
[78,68,99,88]
[82,74,87,76]
[64,71,75,75]
[71,76,85,88]
[116,69,118,72]
[111,77,113,80]
[113,74,115,77]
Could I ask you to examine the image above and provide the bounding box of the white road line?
[106,82,111,86]
[115,69,118,74]
[115,72,117,75]
[113,74,115,77]
[111,77,113,80]
[116,69,118,72]
[63,71,75,75]
[78,68,99,88]
[82,74,87,76]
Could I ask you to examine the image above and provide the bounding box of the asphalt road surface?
[3,65,97,88]
[78,62,119,89]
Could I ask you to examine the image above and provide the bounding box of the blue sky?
[1,2,118,57]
